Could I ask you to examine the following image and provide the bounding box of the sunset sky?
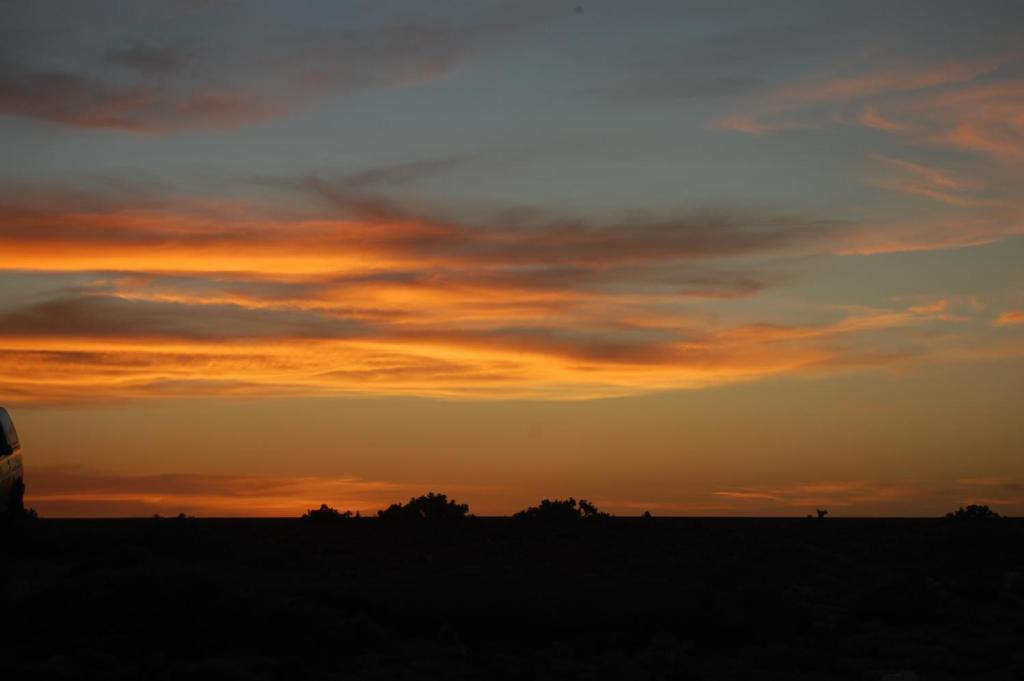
[2,0,1022,517]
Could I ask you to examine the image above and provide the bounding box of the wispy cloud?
[0,188,850,275]
[710,114,808,135]
[833,216,1024,255]
[995,310,1024,327]
[25,465,499,517]
[0,170,1015,405]
[707,49,1024,266]
[0,10,536,132]
[713,54,1024,165]
[0,286,993,404]
[867,155,996,207]
[780,58,1006,103]
[708,477,1024,516]
[25,465,1024,518]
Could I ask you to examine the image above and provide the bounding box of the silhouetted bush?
[513,497,610,522]
[151,512,195,521]
[377,492,470,523]
[945,504,1002,522]
[302,504,353,523]
[1,505,37,525]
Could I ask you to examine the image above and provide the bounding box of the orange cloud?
[867,155,999,207]
[25,465,503,517]
[0,200,840,274]
[711,114,765,134]
[858,106,915,133]
[868,79,1024,161]
[716,55,1024,173]
[832,216,1024,255]
[871,156,976,191]
[0,291,986,404]
[783,58,1005,102]
[0,189,1013,404]
[709,478,1024,516]
[942,123,1024,161]
[711,55,1023,258]
[27,466,1024,518]
[995,310,1024,327]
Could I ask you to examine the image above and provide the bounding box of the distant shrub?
[151,512,195,521]
[302,504,353,523]
[1,506,37,525]
[513,497,610,522]
[945,504,1002,522]
[377,492,470,523]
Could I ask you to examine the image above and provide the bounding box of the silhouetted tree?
[513,497,610,522]
[816,509,828,519]
[377,492,470,523]
[642,510,653,519]
[302,503,353,523]
[945,504,1001,521]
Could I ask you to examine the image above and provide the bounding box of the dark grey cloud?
[0,295,367,341]
[272,168,846,264]
[67,263,779,304]
[0,293,682,365]
[0,182,847,266]
[0,348,279,370]
[101,41,194,77]
[588,21,839,101]
[332,155,477,191]
[0,8,539,131]
[0,62,149,129]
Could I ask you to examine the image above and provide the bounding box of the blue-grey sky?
[1,1,1022,516]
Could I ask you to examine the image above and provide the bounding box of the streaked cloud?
[0,7,535,131]
[714,53,1024,166]
[780,58,1006,103]
[708,477,1024,515]
[833,217,1024,255]
[26,465,1024,518]
[0,2,1021,519]
[25,465,499,517]
[709,56,1023,267]
[1,164,1019,405]
[995,310,1024,327]
[0,285,999,403]
[0,196,841,271]
[867,155,992,207]
[710,115,808,136]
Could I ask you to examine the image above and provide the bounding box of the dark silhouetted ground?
[3,517,1023,680]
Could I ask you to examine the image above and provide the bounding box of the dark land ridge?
[3,510,1023,680]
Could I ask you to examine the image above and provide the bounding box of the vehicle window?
[0,411,17,456]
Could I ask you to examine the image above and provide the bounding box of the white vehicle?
[0,407,24,517]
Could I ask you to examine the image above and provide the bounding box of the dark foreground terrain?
[3,517,1023,680]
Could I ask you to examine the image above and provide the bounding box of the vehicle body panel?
[0,407,23,514]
